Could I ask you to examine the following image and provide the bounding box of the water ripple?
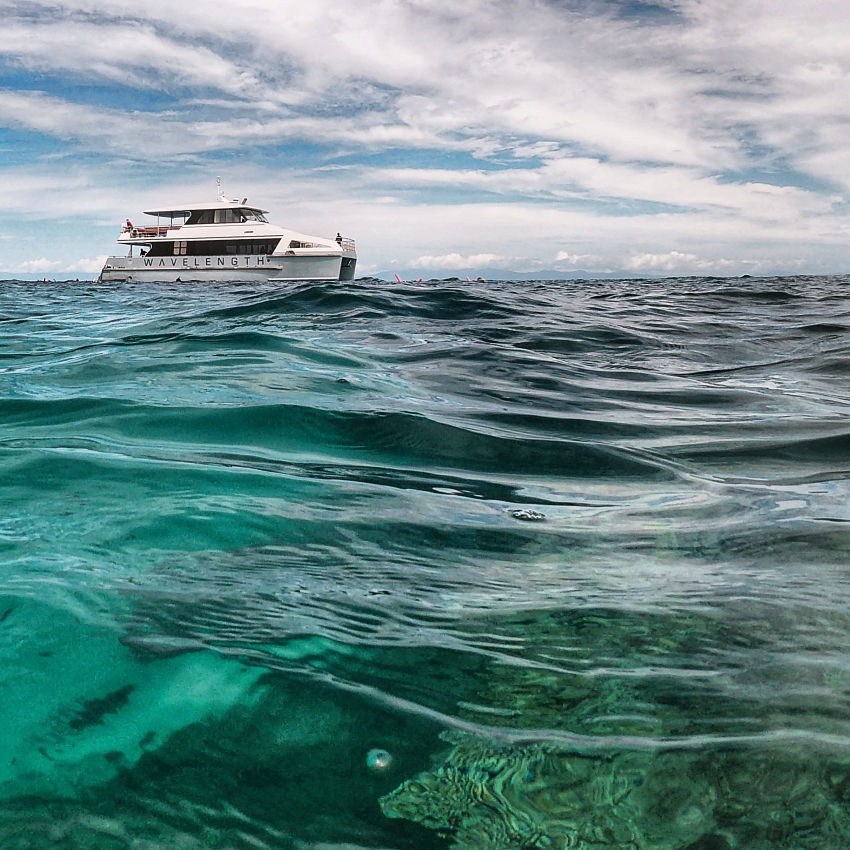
[1,276,849,848]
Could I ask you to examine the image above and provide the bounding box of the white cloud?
[15,257,64,273]
[68,256,109,274]
[409,252,508,269]
[625,251,762,274]
[1,0,850,274]
[0,19,266,100]
[0,0,795,169]
[362,159,836,223]
[1,0,848,182]
[0,89,441,160]
[554,251,595,266]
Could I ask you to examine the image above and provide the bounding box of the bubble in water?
[366,748,393,772]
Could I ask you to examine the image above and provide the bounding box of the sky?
[1,0,850,279]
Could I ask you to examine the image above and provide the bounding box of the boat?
[98,181,356,283]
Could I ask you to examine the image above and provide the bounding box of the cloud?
[10,247,107,275]
[409,252,508,269]
[0,0,786,168]
[554,251,595,265]
[1,0,850,274]
[0,89,439,160]
[0,18,265,100]
[625,251,761,274]
[67,256,109,274]
[362,159,836,224]
[2,0,848,182]
[15,257,64,273]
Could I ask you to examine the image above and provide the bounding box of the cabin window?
[183,208,268,225]
[143,238,281,257]
[186,209,215,225]
[240,209,268,223]
[219,239,281,255]
[214,209,246,224]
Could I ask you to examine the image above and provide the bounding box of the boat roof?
[142,200,269,216]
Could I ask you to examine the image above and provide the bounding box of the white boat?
[98,182,356,283]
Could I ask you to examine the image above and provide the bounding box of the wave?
[2,275,850,847]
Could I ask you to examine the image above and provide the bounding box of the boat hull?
[99,252,356,282]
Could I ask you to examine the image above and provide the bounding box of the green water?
[0,277,848,848]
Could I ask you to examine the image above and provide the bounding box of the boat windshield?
[186,208,269,225]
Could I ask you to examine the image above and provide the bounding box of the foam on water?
[1,276,849,848]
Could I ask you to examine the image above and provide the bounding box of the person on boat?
[123,219,133,232]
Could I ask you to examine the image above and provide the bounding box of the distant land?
[1,273,98,282]
[369,268,748,282]
[372,268,631,282]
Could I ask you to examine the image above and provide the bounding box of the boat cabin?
[184,207,269,225]
[138,202,271,229]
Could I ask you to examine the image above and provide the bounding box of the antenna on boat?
[216,176,227,203]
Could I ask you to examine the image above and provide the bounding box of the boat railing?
[133,225,176,238]
[337,237,356,252]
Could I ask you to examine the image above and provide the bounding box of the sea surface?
[1,275,849,849]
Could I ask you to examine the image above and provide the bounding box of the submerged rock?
[380,730,850,850]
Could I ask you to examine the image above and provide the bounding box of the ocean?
[0,275,848,849]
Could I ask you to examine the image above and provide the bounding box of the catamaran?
[98,181,356,283]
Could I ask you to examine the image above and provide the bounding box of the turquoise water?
[1,276,849,849]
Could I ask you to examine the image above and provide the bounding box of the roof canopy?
[142,200,269,217]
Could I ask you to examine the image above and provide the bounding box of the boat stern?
[98,256,132,282]
[337,236,357,280]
